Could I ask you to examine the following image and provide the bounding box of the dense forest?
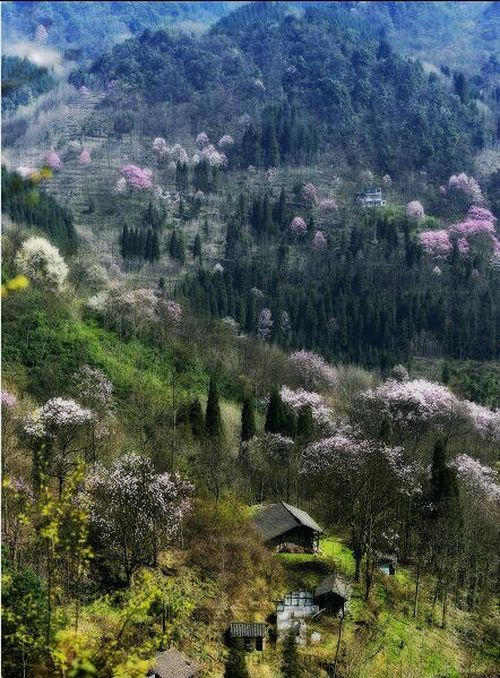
[1,2,499,678]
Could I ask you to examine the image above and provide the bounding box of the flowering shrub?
[15,236,68,290]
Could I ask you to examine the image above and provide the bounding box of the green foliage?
[224,641,249,678]
[2,56,55,113]
[240,396,256,442]
[2,168,77,254]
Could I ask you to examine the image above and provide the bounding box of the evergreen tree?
[441,362,451,385]
[120,225,129,259]
[241,397,256,442]
[189,399,205,438]
[265,390,286,435]
[281,628,303,678]
[224,642,249,678]
[151,231,160,261]
[205,376,223,438]
[192,233,202,261]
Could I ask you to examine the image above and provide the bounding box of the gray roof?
[230,622,266,638]
[151,649,200,678]
[252,502,323,542]
[315,575,352,600]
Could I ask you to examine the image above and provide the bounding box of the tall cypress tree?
[205,377,223,438]
[265,390,285,434]
[241,397,256,442]
[120,225,129,259]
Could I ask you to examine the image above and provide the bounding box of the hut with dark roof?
[251,502,323,552]
[229,622,266,651]
[147,648,200,678]
[314,574,352,617]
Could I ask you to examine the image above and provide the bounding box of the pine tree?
[189,399,205,438]
[205,376,223,438]
[241,397,256,442]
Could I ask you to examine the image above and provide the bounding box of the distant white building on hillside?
[356,187,387,207]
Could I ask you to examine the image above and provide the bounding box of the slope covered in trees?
[1,55,55,113]
[81,2,489,178]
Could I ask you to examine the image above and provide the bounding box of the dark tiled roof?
[151,649,200,678]
[315,574,352,600]
[251,502,323,542]
[230,622,266,638]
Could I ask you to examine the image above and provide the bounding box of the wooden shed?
[229,622,266,651]
[251,502,323,552]
[147,648,200,678]
[314,574,352,617]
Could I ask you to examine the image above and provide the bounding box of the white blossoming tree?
[15,237,69,291]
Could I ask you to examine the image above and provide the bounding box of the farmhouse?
[147,648,201,678]
[276,590,320,639]
[356,187,386,207]
[314,574,352,617]
[229,622,266,651]
[252,501,323,552]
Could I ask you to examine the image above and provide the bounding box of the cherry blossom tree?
[289,216,308,237]
[24,397,94,494]
[45,151,62,170]
[152,137,168,157]
[302,182,318,205]
[290,350,337,391]
[318,198,338,213]
[280,386,333,429]
[312,230,327,250]
[257,308,273,341]
[79,149,91,165]
[218,134,234,148]
[196,132,210,148]
[406,201,425,222]
[120,165,153,190]
[35,24,48,43]
[88,453,193,582]
[15,237,68,290]
[302,425,421,589]
[418,230,452,258]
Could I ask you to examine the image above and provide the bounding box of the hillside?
[1,3,500,678]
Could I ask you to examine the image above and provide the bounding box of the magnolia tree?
[218,134,234,149]
[447,172,484,206]
[418,230,452,258]
[152,137,169,157]
[302,183,318,205]
[302,424,422,590]
[196,132,210,147]
[289,350,337,391]
[79,149,91,164]
[312,230,327,250]
[15,237,68,291]
[88,453,193,582]
[24,397,94,494]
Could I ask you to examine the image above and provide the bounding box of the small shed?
[229,622,266,651]
[356,188,386,207]
[276,591,320,639]
[251,502,323,552]
[147,648,200,678]
[314,575,352,617]
[376,552,397,575]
